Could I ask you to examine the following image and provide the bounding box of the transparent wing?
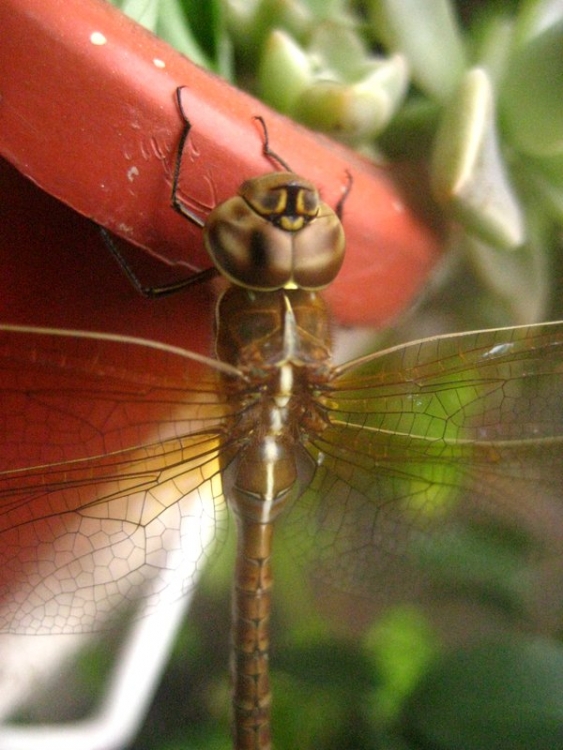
[0,326,240,634]
[286,322,563,601]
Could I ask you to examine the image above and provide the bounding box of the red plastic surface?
[0,0,442,327]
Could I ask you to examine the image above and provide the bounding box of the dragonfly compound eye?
[204,172,345,291]
[240,172,319,228]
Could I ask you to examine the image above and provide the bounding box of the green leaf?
[367,0,466,101]
[431,67,525,249]
[501,19,563,157]
[156,0,214,69]
[467,6,515,86]
[294,55,408,144]
[404,636,563,750]
[464,211,551,324]
[110,0,231,74]
[523,153,563,223]
[366,607,439,722]
[258,30,313,112]
[118,0,160,31]
[414,521,537,619]
[514,0,563,46]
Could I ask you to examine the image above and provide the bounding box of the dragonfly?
[1,92,563,750]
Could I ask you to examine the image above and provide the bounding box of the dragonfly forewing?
[0,326,251,634]
[282,321,563,605]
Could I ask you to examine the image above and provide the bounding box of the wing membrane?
[331,321,563,441]
[286,321,563,599]
[2,320,563,627]
[0,326,242,633]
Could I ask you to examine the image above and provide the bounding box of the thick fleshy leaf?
[431,68,525,249]
[294,56,408,143]
[465,227,550,325]
[524,153,563,223]
[367,0,466,101]
[513,0,563,45]
[258,30,313,112]
[501,20,563,157]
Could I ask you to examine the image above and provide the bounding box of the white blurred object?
[0,563,194,750]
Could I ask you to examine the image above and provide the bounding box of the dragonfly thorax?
[217,285,331,525]
[215,286,333,374]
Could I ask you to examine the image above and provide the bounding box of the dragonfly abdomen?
[226,405,301,750]
[220,286,332,750]
[230,518,274,750]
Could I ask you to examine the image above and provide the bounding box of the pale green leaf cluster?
[111,0,563,325]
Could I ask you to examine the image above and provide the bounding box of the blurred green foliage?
[114,0,563,328]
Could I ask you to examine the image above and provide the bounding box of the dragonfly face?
[0,89,563,750]
[205,170,345,291]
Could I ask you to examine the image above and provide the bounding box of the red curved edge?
[0,0,442,327]
[0,157,215,353]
